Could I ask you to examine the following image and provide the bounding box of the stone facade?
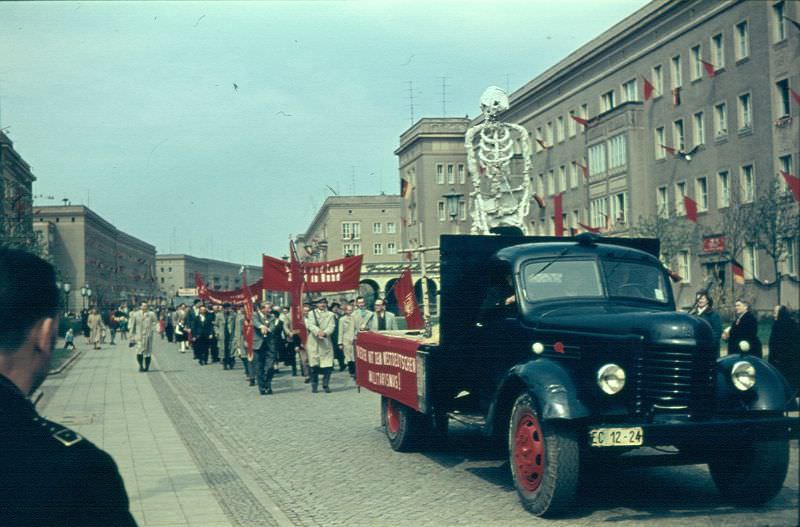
[0,131,36,248]
[156,254,261,302]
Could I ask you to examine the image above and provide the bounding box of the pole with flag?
[394,268,424,330]
[683,195,698,223]
[240,267,255,361]
[731,259,746,285]
[289,241,308,347]
[642,77,655,101]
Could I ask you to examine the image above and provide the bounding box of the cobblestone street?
[42,338,799,527]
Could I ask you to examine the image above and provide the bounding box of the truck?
[355,233,799,517]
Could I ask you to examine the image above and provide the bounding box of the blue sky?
[0,0,648,264]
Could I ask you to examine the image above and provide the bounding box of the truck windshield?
[522,259,602,301]
[602,258,670,303]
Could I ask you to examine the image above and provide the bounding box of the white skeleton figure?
[465,86,538,235]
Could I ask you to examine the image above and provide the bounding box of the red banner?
[262,253,363,292]
[394,268,424,330]
[553,193,564,237]
[703,235,726,254]
[355,331,420,411]
[242,271,255,360]
[194,273,263,305]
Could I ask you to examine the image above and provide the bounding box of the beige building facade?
[1,131,36,248]
[33,205,157,311]
[156,254,261,302]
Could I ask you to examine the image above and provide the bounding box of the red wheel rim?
[513,411,545,492]
[386,399,400,434]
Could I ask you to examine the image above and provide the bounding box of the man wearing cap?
[0,248,136,526]
[306,297,337,393]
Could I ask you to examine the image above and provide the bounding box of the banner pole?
[417,222,431,334]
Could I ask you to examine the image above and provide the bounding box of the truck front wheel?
[381,396,429,452]
[708,439,789,506]
[508,393,579,517]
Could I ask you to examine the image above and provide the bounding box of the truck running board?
[448,411,486,428]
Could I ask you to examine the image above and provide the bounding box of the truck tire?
[708,439,789,506]
[508,393,579,517]
[381,396,429,452]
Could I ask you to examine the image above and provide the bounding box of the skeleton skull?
[479,86,510,119]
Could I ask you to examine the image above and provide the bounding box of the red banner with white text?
[194,273,263,305]
[262,254,363,292]
[355,331,420,411]
[394,268,424,330]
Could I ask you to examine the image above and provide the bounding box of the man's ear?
[33,318,57,355]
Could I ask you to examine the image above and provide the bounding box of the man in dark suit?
[0,248,136,526]
[191,304,215,365]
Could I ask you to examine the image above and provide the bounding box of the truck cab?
[357,233,798,517]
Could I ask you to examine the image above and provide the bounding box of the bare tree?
[714,185,759,306]
[633,214,703,270]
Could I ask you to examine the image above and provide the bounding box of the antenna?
[440,76,449,116]
[407,80,415,125]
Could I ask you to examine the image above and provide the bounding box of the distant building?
[33,205,157,311]
[156,254,262,303]
[0,131,36,248]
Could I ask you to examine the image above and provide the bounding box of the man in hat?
[0,248,136,525]
[306,296,337,393]
[128,301,158,372]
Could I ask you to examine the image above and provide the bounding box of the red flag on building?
[683,195,698,223]
[536,138,550,150]
[791,88,800,107]
[241,270,255,361]
[700,59,716,78]
[394,268,424,330]
[533,194,546,209]
[660,144,677,156]
[194,272,208,298]
[731,260,746,285]
[570,114,591,128]
[400,177,412,200]
[578,222,601,233]
[672,86,681,106]
[576,162,589,179]
[780,170,800,202]
[643,77,655,101]
[553,193,564,237]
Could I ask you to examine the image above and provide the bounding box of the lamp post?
[80,284,92,309]
[62,281,71,315]
[442,188,465,234]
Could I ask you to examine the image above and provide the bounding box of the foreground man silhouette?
[0,248,136,526]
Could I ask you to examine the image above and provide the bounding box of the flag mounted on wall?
[643,77,655,101]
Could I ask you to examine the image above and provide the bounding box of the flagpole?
[417,222,430,330]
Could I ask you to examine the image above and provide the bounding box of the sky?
[0,0,649,265]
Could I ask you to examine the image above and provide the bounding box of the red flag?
[780,170,800,203]
[394,269,424,330]
[263,253,362,292]
[553,193,564,237]
[576,162,589,179]
[733,262,746,284]
[643,77,655,101]
[578,222,601,233]
[570,114,591,128]
[400,177,412,199]
[666,268,683,283]
[790,88,800,107]
[683,195,698,222]
[287,241,308,347]
[700,59,716,78]
[533,194,545,209]
[660,144,677,156]
[536,138,550,150]
[194,272,208,298]
[241,270,255,360]
[672,87,681,106]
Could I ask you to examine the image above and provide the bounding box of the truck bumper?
[641,416,800,446]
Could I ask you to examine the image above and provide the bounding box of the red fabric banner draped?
[394,268,424,330]
[194,275,263,305]
[241,271,255,360]
[780,170,800,203]
[263,253,363,292]
[643,77,655,101]
[683,195,698,223]
[553,193,564,237]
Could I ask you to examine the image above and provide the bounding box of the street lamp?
[80,284,92,309]
[62,281,71,315]
[442,188,465,233]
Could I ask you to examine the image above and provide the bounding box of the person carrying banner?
[306,297,336,393]
[338,303,357,378]
[128,301,158,372]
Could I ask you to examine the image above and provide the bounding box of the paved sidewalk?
[41,340,233,527]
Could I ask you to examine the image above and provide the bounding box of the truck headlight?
[731,361,756,391]
[738,340,750,353]
[597,363,626,395]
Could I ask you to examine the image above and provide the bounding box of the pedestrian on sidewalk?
[0,248,136,526]
[87,308,103,350]
[222,303,236,370]
[129,301,158,372]
[191,305,214,365]
[64,327,76,350]
[338,302,357,378]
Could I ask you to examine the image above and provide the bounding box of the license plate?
[589,427,644,447]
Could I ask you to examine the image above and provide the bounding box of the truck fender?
[715,355,795,411]
[485,358,589,439]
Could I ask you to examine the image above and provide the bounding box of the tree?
[714,185,759,307]
[633,214,703,272]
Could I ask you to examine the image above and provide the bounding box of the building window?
[600,90,616,113]
[458,200,467,221]
[567,110,577,137]
[571,210,580,231]
[693,111,705,147]
[743,243,758,280]
[570,161,579,189]
[373,243,383,256]
[341,222,351,240]
[695,177,708,211]
[651,64,663,97]
[607,134,627,170]
[611,192,627,225]
[387,242,396,255]
[556,116,565,142]
[386,222,396,234]
[343,243,352,256]
[372,222,382,234]
[447,164,455,185]
[657,186,669,218]
[773,1,786,43]
[546,121,554,144]
[778,154,793,194]
[458,164,465,184]
[352,243,362,255]
[678,250,691,283]
[737,93,752,131]
[784,238,797,275]
[621,78,638,103]
[714,102,728,137]
[711,33,725,69]
[536,174,545,197]
[672,119,685,151]
[675,181,687,215]
[437,201,445,222]
[558,165,567,192]
[590,197,608,229]
[654,126,666,159]
[547,170,555,196]
[436,164,444,184]
[740,164,755,203]
[588,143,606,176]
[670,55,682,88]
[717,170,730,208]
[690,45,703,81]
[580,104,588,132]
[776,79,791,118]
[735,20,749,60]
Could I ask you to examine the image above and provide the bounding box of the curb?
[48,349,83,376]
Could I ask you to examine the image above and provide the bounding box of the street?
[41,337,799,527]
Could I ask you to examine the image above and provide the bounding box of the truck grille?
[631,344,716,418]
